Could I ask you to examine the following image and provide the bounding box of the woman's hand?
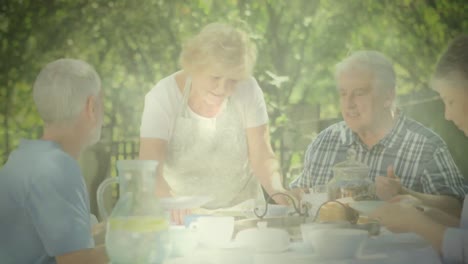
[389,194,424,208]
[369,203,425,232]
[369,202,425,233]
[374,196,459,230]
[370,201,448,254]
[169,209,193,226]
[422,206,460,227]
[269,188,304,207]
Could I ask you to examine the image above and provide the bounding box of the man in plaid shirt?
[290,50,466,216]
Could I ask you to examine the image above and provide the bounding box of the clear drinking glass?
[302,184,329,218]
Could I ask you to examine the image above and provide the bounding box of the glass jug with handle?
[97,160,170,264]
[97,160,160,220]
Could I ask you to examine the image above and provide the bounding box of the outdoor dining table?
[164,229,442,264]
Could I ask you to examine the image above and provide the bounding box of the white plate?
[349,201,385,215]
[159,196,213,210]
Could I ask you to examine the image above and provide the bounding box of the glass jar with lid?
[328,149,375,201]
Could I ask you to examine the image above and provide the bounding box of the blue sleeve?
[25,156,94,257]
[442,228,468,264]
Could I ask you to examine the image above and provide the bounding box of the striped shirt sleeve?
[422,146,467,200]
[290,126,340,188]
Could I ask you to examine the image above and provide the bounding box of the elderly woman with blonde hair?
[139,23,289,210]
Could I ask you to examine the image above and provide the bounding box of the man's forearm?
[56,245,108,264]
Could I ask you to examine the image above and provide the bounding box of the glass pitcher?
[328,149,375,201]
[97,160,170,264]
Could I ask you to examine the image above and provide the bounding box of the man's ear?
[85,95,98,122]
[383,90,396,108]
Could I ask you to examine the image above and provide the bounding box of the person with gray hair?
[371,35,468,263]
[291,50,465,216]
[0,59,108,263]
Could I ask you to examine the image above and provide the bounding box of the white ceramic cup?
[190,216,235,248]
[235,223,290,252]
[303,228,368,259]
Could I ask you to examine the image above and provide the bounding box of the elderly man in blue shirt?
[371,35,468,264]
[290,50,466,216]
[0,59,108,263]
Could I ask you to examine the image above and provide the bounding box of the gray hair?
[335,50,396,95]
[33,59,101,124]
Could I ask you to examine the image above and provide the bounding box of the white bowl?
[303,228,368,259]
[190,216,235,248]
[235,225,290,252]
[169,226,200,257]
[300,221,351,241]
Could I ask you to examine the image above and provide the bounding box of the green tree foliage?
[1,0,467,181]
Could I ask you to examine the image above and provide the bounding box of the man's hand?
[92,221,107,246]
[375,166,403,201]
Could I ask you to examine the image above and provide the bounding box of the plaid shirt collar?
[340,111,406,149]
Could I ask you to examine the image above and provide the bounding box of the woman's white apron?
[164,78,263,209]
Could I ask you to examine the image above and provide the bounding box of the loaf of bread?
[316,201,359,224]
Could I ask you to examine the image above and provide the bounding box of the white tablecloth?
[165,232,442,264]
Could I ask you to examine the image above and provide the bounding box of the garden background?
[1,0,467,215]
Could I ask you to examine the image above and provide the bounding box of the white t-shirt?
[140,72,269,140]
